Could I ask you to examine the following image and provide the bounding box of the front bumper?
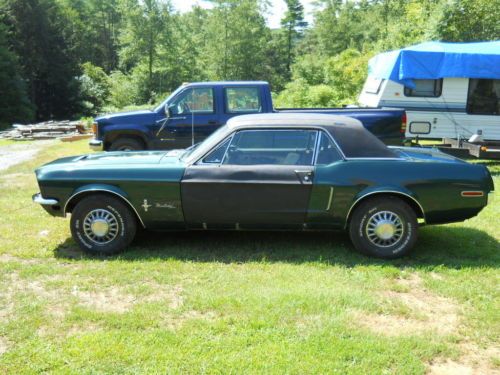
[32,193,58,206]
[89,139,104,151]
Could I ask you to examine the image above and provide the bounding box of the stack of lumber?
[0,120,89,141]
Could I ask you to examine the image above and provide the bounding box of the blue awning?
[368,41,500,88]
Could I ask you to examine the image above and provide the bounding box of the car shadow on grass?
[53,225,499,269]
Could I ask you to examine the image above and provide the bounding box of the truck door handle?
[208,120,218,125]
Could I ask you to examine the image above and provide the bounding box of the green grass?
[0,140,498,374]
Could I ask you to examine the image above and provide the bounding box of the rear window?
[224,87,262,113]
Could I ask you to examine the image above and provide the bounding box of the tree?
[119,0,172,101]
[204,0,271,81]
[3,0,83,121]
[0,22,33,127]
[430,0,500,42]
[281,0,307,72]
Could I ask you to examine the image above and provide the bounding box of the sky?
[170,0,318,29]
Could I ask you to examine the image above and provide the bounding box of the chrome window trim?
[314,130,345,165]
[63,189,146,228]
[197,135,234,166]
[344,190,426,229]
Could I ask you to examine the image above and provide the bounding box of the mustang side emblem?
[142,199,152,212]
[155,203,176,209]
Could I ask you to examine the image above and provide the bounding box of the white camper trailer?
[358,42,500,157]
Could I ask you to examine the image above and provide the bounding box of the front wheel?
[348,196,418,259]
[109,137,145,151]
[70,194,137,255]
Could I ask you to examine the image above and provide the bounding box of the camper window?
[467,79,500,116]
[364,77,385,94]
[404,79,442,98]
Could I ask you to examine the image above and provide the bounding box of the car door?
[181,128,319,230]
[156,87,220,149]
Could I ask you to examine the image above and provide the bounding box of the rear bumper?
[89,139,104,151]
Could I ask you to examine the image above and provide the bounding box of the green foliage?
[0,22,33,128]
[430,0,500,42]
[78,62,111,116]
[1,0,499,120]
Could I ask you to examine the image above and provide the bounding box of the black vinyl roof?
[227,113,397,158]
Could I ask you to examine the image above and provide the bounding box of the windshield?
[181,124,231,162]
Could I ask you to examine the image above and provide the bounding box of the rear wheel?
[348,196,418,259]
[109,137,144,151]
[70,194,137,255]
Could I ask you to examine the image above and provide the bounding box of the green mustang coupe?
[33,113,494,259]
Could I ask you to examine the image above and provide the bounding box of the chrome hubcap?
[366,211,404,247]
[83,209,119,244]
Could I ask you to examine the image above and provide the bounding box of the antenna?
[191,107,195,146]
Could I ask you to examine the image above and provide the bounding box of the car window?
[404,79,442,97]
[202,138,231,164]
[315,132,342,165]
[466,79,500,115]
[170,87,214,115]
[225,87,262,113]
[223,129,318,166]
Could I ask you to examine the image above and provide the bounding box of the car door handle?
[294,170,314,182]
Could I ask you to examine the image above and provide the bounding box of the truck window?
[170,88,214,115]
[466,79,500,116]
[224,87,262,114]
[404,79,442,97]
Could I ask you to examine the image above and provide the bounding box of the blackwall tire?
[348,196,418,259]
[109,137,144,151]
[70,194,137,255]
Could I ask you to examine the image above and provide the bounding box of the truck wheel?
[348,196,418,259]
[109,137,144,151]
[70,194,137,255]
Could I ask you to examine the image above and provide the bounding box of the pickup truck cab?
[90,81,405,151]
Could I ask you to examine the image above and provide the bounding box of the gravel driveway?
[0,140,55,171]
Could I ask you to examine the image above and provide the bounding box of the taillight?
[401,113,407,134]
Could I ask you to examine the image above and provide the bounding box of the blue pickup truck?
[89,81,406,151]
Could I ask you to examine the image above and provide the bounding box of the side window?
[315,132,342,165]
[404,79,442,97]
[467,79,500,115]
[202,138,231,164]
[364,77,385,95]
[224,87,262,113]
[223,129,317,166]
[170,88,214,115]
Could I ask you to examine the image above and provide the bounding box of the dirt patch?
[71,287,137,313]
[0,336,9,356]
[356,274,459,336]
[0,140,55,171]
[427,343,500,375]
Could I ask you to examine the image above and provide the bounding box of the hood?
[35,150,188,180]
[95,109,158,125]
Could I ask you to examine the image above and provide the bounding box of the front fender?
[101,124,152,145]
[63,184,146,228]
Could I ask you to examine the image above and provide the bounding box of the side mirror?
[164,104,172,118]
